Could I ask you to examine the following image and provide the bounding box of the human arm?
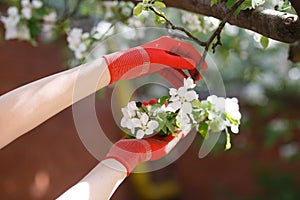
[56,159,127,200]
[57,132,184,200]
[0,36,205,149]
[0,58,110,149]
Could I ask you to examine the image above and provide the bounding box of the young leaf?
[154,1,166,8]
[159,95,170,105]
[260,36,269,49]
[133,4,143,16]
[166,119,175,133]
[225,131,232,150]
[211,0,221,6]
[191,99,201,108]
[225,112,239,125]
[198,123,209,138]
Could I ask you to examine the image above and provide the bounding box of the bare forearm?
[0,58,110,149]
[57,159,127,200]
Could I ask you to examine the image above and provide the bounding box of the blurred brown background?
[1,23,300,200]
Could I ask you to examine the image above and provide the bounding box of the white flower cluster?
[67,21,116,60]
[120,78,242,149]
[67,28,91,60]
[0,0,57,41]
[168,78,198,135]
[181,11,219,33]
[181,12,202,32]
[0,7,30,40]
[205,95,241,133]
[21,0,43,20]
[42,12,57,33]
[121,102,159,139]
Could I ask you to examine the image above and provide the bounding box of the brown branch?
[150,0,244,79]
[207,0,245,53]
[163,0,300,43]
[149,6,206,47]
[289,0,300,16]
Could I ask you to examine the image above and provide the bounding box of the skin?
[0,58,127,200]
[0,37,196,199]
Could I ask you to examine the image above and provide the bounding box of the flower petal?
[140,113,149,125]
[177,87,187,97]
[168,101,182,111]
[136,129,145,139]
[181,102,192,114]
[184,77,196,89]
[169,88,177,96]
[145,128,154,135]
[131,118,142,128]
[147,120,159,130]
[185,91,198,101]
[120,117,128,128]
[128,101,138,111]
[231,125,239,134]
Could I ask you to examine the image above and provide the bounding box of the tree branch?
[149,0,245,78]
[289,0,300,17]
[162,0,300,43]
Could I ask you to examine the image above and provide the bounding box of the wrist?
[101,158,127,177]
[103,47,150,83]
[104,139,152,176]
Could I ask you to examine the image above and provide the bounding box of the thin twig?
[207,0,245,52]
[149,6,207,46]
[149,0,245,79]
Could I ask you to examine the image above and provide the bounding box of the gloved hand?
[103,36,208,84]
[104,132,184,176]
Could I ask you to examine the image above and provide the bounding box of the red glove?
[104,133,184,176]
[103,36,208,84]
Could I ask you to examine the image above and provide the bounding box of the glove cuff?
[103,139,152,176]
[103,47,150,83]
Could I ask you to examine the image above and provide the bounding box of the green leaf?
[166,119,175,133]
[158,95,170,105]
[225,132,231,150]
[260,36,269,49]
[210,0,221,6]
[154,1,166,8]
[198,123,209,138]
[191,99,201,108]
[154,9,166,24]
[225,112,239,125]
[226,0,236,9]
[27,20,41,38]
[133,4,143,16]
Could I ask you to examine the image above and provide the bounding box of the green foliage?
[210,0,221,6]
[260,36,269,49]
[133,4,143,16]
[198,123,209,138]
[133,0,166,23]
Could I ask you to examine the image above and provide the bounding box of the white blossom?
[181,12,202,32]
[67,28,91,60]
[42,11,57,39]
[120,78,242,141]
[176,112,192,136]
[21,0,43,19]
[120,101,139,131]
[32,0,43,9]
[128,17,143,28]
[168,77,198,113]
[120,101,159,139]
[0,6,30,41]
[43,12,57,23]
[21,7,32,19]
[132,113,159,139]
[206,95,241,133]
